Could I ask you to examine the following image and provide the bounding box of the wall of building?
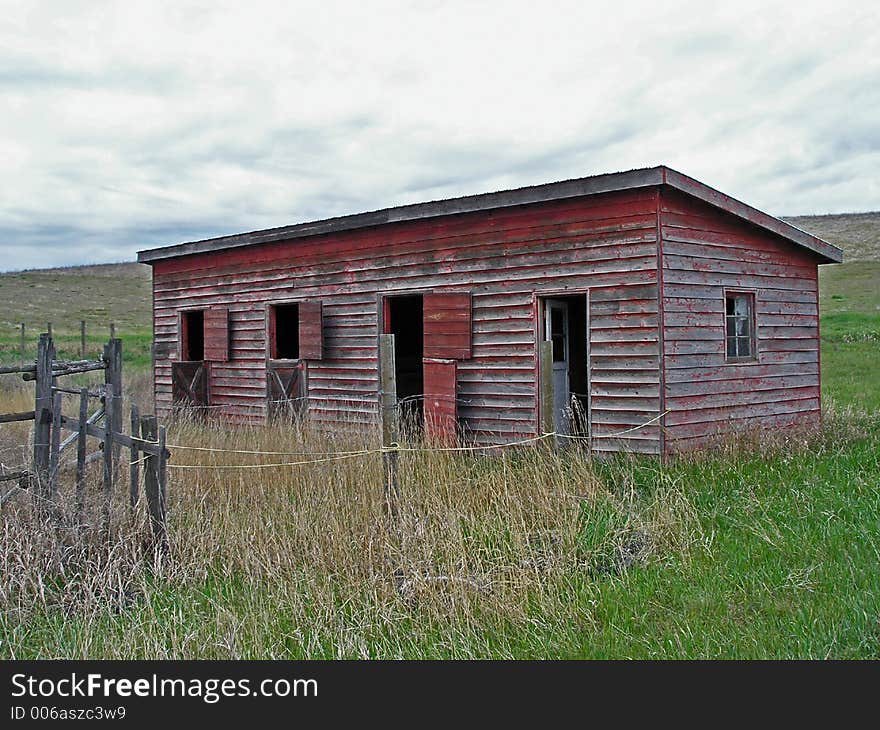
[659,188,821,451]
[151,188,662,446]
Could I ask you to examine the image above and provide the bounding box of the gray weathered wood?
[47,322,52,339]
[58,414,166,456]
[142,416,167,549]
[104,339,123,467]
[0,364,35,375]
[81,320,87,359]
[102,352,116,534]
[156,424,168,550]
[59,407,104,453]
[75,388,88,522]
[110,322,116,340]
[52,384,102,397]
[33,333,54,502]
[0,410,35,424]
[129,405,140,509]
[378,333,399,519]
[21,361,106,380]
[539,340,554,437]
[379,334,398,446]
[20,322,25,366]
[48,390,62,500]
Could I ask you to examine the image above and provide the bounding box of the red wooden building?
[137,166,842,454]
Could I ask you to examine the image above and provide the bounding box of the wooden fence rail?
[0,333,169,546]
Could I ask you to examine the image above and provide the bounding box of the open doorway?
[181,309,205,361]
[269,303,300,360]
[385,294,424,430]
[542,294,588,435]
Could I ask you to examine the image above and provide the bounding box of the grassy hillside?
[0,262,152,368]
[784,211,880,263]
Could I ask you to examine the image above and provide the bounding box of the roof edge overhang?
[136,165,844,264]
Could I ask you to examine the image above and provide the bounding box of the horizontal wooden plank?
[665,396,819,427]
[666,407,820,444]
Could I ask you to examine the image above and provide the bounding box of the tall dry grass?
[0,389,705,658]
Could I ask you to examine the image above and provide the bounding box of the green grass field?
[0,213,878,659]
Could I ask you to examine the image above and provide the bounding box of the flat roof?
[136,165,843,264]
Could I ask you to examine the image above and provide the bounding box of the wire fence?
[162,411,669,471]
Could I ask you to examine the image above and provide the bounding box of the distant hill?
[782,212,880,262]
[0,262,152,365]
[0,262,151,335]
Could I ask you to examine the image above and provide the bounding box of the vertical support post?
[20,323,25,366]
[539,340,556,447]
[48,390,62,502]
[157,425,167,545]
[102,385,114,535]
[75,388,88,523]
[110,322,116,340]
[33,333,54,504]
[101,338,122,535]
[47,322,52,339]
[141,416,167,550]
[129,405,140,509]
[104,338,123,465]
[81,320,87,360]
[378,334,399,519]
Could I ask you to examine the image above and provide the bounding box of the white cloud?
[0,0,877,269]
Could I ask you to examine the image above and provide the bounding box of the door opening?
[385,294,424,430]
[542,295,588,436]
[182,310,205,361]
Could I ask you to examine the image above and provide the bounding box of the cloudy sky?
[1,0,877,270]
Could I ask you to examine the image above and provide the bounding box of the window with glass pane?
[550,307,566,362]
[725,293,754,359]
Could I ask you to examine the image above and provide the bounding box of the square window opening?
[271,303,300,360]
[182,310,204,361]
[725,292,755,360]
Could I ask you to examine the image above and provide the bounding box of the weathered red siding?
[203,307,229,362]
[424,358,458,444]
[659,188,821,450]
[589,282,661,454]
[151,188,661,445]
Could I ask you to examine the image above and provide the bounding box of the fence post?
[20,323,25,366]
[104,338,123,464]
[33,334,54,504]
[539,340,557,448]
[75,388,88,523]
[141,415,167,550]
[110,322,115,340]
[102,385,114,535]
[378,334,399,519]
[81,320,87,360]
[157,424,167,542]
[47,322,52,339]
[48,390,62,502]
[129,405,140,509]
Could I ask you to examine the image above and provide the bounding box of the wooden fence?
[13,320,116,364]
[0,334,169,545]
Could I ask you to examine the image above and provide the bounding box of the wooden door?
[267,363,306,421]
[423,358,457,444]
[172,361,209,413]
[544,299,572,435]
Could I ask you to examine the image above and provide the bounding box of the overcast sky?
[1,0,877,270]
